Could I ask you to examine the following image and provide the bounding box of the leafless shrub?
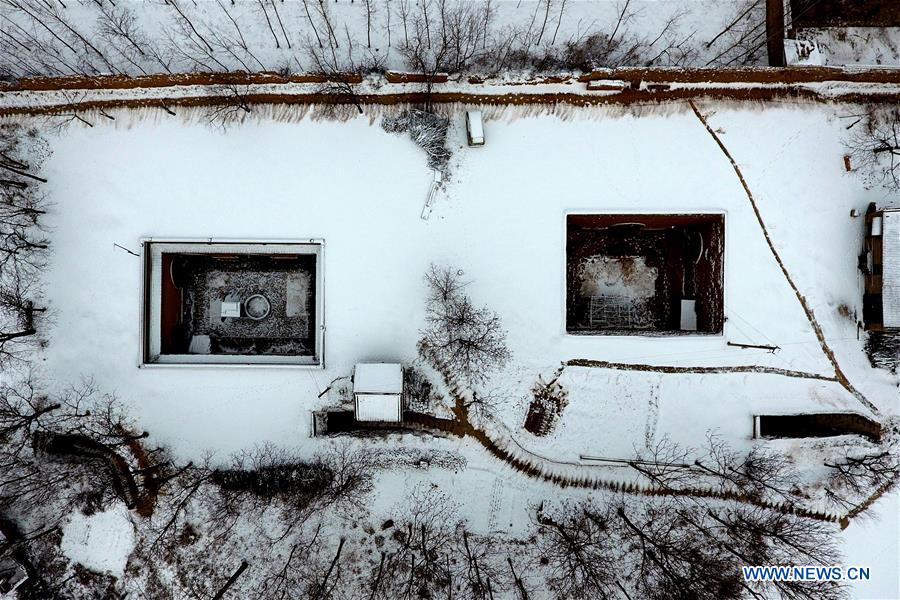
[381,109,450,170]
[370,446,466,471]
[402,365,442,413]
[847,108,900,190]
[522,371,568,436]
[206,442,375,541]
[419,264,510,385]
[212,449,332,502]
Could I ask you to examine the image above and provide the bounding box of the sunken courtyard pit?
[141,240,323,366]
[566,213,725,335]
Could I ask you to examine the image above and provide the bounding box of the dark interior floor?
[161,253,316,356]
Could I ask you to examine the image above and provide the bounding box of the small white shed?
[353,363,403,422]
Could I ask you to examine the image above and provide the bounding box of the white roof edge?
[881,212,900,327]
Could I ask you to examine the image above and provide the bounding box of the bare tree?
[3,0,117,75]
[398,0,493,108]
[616,498,745,600]
[95,4,174,75]
[629,433,801,504]
[376,484,460,599]
[847,109,900,190]
[0,124,49,366]
[305,28,380,114]
[540,496,848,600]
[708,505,848,600]
[419,264,510,385]
[451,527,513,599]
[627,435,697,489]
[825,448,900,496]
[703,0,769,66]
[535,502,620,599]
[204,83,253,129]
[694,432,798,503]
[461,388,505,426]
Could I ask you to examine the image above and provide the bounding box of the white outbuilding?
[353,363,403,422]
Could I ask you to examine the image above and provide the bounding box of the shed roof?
[353,363,403,394]
[882,210,900,328]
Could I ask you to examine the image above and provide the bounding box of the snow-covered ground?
[843,489,900,599]
[799,28,900,67]
[32,100,900,582]
[36,101,897,459]
[60,505,136,578]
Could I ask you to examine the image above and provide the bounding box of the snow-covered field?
[38,101,897,457]
[33,100,899,589]
[0,0,771,77]
[842,488,900,599]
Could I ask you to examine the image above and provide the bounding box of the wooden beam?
[766,0,786,67]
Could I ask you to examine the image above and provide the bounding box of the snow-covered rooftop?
[881,209,900,328]
[353,363,403,395]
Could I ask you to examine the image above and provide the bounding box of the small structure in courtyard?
[353,363,403,422]
[566,213,725,335]
[862,204,900,330]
